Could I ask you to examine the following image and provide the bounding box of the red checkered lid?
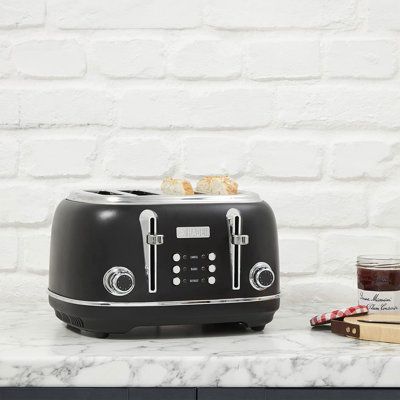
[310,305,368,327]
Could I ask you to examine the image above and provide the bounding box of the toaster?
[48,189,280,337]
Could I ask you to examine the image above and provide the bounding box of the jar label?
[358,289,400,312]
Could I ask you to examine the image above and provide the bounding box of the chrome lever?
[139,210,162,293]
[146,234,164,245]
[231,234,249,246]
[226,208,249,290]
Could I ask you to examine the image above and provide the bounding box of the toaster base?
[49,296,279,337]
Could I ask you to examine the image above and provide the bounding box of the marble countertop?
[1,300,399,388]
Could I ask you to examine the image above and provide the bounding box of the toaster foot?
[250,325,266,332]
[67,325,109,339]
[80,329,109,339]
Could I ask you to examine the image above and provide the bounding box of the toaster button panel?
[170,251,217,287]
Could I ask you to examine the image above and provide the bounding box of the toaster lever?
[231,234,249,246]
[139,210,163,294]
[226,208,247,291]
[147,234,164,245]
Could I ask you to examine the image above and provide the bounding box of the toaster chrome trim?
[48,290,280,307]
[67,190,261,205]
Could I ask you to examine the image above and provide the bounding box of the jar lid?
[357,255,400,268]
[310,305,368,327]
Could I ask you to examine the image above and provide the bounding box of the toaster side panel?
[49,199,279,303]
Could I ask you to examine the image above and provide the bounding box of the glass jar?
[357,255,400,313]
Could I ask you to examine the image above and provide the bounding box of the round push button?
[208,264,216,273]
[173,253,181,262]
[208,252,216,261]
[208,276,216,285]
[173,277,181,286]
[172,265,180,274]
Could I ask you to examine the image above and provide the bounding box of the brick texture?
[263,188,367,228]
[330,141,393,179]
[13,40,86,78]
[170,40,241,80]
[103,138,175,177]
[0,138,19,177]
[0,0,45,28]
[368,0,400,31]
[21,138,97,177]
[93,40,164,78]
[1,0,400,305]
[279,237,319,275]
[249,140,322,179]
[48,0,202,29]
[119,89,273,128]
[0,230,18,270]
[277,87,400,128]
[0,185,51,225]
[321,233,398,275]
[246,40,320,80]
[20,90,114,126]
[0,41,12,77]
[183,136,245,176]
[205,0,357,30]
[324,40,397,79]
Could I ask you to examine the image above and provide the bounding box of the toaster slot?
[234,216,240,288]
[227,208,249,291]
[139,210,164,293]
[86,190,121,195]
[149,217,156,292]
[120,190,157,196]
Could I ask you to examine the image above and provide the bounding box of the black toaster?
[48,190,280,337]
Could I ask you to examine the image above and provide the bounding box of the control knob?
[249,262,275,291]
[103,266,135,296]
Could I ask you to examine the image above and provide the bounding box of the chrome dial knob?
[103,266,135,296]
[249,262,275,291]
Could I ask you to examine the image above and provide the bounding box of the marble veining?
[0,301,399,387]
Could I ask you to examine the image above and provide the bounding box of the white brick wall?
[21,137,97,177]
[324,39,397,79]
[170,40,241,80]
[13,40,86,78]
[2,0,400,304]
[245,40,320,80]
[93,40,165,79]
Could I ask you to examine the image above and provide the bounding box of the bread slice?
[161,177,194,196]
[195,176,238,195]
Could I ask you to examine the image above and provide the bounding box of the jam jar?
[357,255,400,313]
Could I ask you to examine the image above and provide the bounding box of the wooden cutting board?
[331,313,400,344]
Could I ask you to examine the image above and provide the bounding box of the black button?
[258,270,274,287]
[116,275,133,291]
